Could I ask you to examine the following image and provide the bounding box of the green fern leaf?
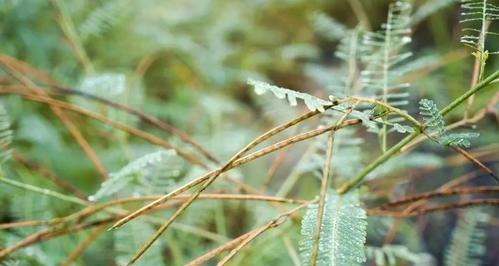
[366,245,434,266]
[419,98,479,148]
[248,78,332,112]
[444,208,489,266]
[90,150,182,201]
[460,0,499,54]
[299,191,367,266]
[361,0,413,109]
[441,132,480,148]
[418,98,446,135]
[79,0,125,41]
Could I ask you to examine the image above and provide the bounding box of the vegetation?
[0,0,498,265]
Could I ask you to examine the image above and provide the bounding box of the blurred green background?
[0,0,498,265]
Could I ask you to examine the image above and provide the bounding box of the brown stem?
[0,55,106,180]
[216,201,312,266]
[0,217,116,260]
[60,224,107,266]
[369,199,499,218]
[49,86,219,164]
[378,186,499,209]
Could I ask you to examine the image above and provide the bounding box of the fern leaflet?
[361,0,413,109]
[366,245,433,266]
[419,99,479,148]
[90,150,182,201]
[460,0,499,54]
[79,0,125,41]
[444,208,489,266]
[299,191,367,266]
[248,78,332,112]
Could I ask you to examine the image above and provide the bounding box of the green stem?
[309,132,334,266]
[0,175,87,206]
[338,70,499,194]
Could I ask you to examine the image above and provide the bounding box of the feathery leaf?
[460,0,499,54]
[419,98,479,148]
[248,78,332,112]
[299,191,367,266]
[444,208,489,266]
[79,0,125,41]
[90,150,182,201]
[366,245,434,266]
[361,0,413,109]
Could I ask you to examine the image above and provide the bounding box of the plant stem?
[338,70,499,194]
[309,133,334,266]
[0,175,87,206]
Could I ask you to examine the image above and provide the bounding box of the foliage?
[444,208,489,266]
[365,245,433,266]
[299,191,367,266]
[361,0,413,110]
[460,0,499,54]
[419,99,479,148]
[91,150,183,201]
[248,79,332,112]
[0,0,497,265]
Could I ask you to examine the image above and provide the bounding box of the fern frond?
[460,0,499,54]
[299,191,367,266]
[361,0,413,109]
[419,99,479,148]
[440,132,480,147]
[0,104,13,163]
[248,79,332,112]
[79,0,125,41]
[418,98,446,135]
[366,245,433,266]
[90,150,182,201]
[333,27,363,96]
[444,208,489,266]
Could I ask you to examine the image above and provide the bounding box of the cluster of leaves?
[419,99,479,148]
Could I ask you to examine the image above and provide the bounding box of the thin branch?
[309,132,334,266]
[0,55,106,180]
[122,107,331,265]
[310,103,355,266]
[338,70,499,194]
[0,217,116,260]
[450,146,498,181]
[49,86,219,164]
[60,224,107,266]
[185,232,254,266]
[110,116,358,233]
[48,0,94,72]
[377,186,499,209]
[0,194,306,230]
[369,199,499,218]
[0,90,206,167]
[216,201,312,266]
